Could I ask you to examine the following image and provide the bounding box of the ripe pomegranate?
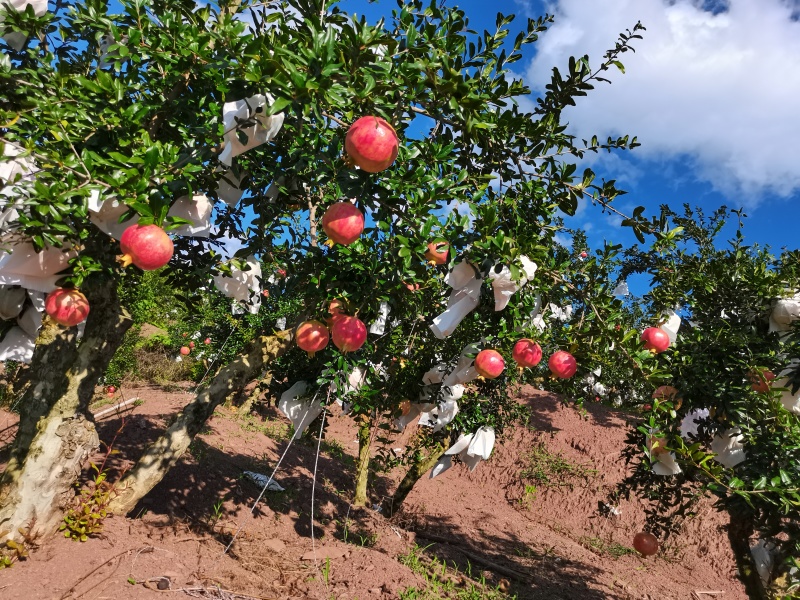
[118,224,174,271]
[189,341,195,349]
[749,369,776,394]
[580,251,588,258]
[204,338,211,345]
[641,327,670,353]
[180,346,190,356]
[652,385,682,409]
[322,202,364,245]
[475,349,505,379]
[512,339,542,368]
[633,532,659,556]
[331,315,367,353]
[548,350,577,379]
[106,385,116,395]
[45,288,90,326]
[424,241,449,265]
[296,320,330,356]
[345,116,399,173]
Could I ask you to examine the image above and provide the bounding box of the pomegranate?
[331,315,367,353]
[652,385,679,401]
[189,341,195,349]
[548,350,577,379]
[749,369,776,393]
[45,288,90,326]
[424,241,449,265]
[180,346,191,356]
[276,268,287,277]
[580,251,588,258]
[633,532,659,556]
[262,290,269,298]
[106,385,116,395]
[641,327,670,353]
[344,116,399,173]
[474,349,505,379]
[204,338,211,345]
[118,224,174,271]
[322,202,364,245]
[512,339,542,368]
[296,320,330,356]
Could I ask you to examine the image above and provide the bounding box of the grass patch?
[519,442,597,490]
[579,536,636,559]
[398,545,515,600]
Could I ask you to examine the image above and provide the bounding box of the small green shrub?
[60,465,114,542]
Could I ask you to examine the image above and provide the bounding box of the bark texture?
[0,280,131,542]
[384,444,446,516]
[108,331,292,515]
[352,415,372,507]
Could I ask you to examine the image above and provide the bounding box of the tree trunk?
[0,279,132,542]
[352,414,372,507]
[727,510,768,600]
[384,444,445,516]
[108,331,292,515]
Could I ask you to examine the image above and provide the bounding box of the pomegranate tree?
[118,224,174,271]
[548,351,577,379]
[321,202,365,246]
[296,320,330,356]
[512,339,542,368]
[331,315,367,353]
[633,532,659,556]
[344,115,399,173]
[44,288,90,326]
[641,327,670,353]
[474,349,505,379]
[424,241,449,265]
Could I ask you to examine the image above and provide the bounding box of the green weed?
[398,545,515,599]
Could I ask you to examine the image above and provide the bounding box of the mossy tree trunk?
[352,414,372,507]
[383,443,445,516]
[108,331,292,515]
[0,279,132,542]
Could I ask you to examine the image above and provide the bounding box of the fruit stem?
[117,253,133,268]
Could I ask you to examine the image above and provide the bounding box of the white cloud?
[524,0,800,204]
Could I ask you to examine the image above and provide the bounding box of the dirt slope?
[0,384,747,599]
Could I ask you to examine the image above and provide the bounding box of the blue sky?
[336,0,800,258]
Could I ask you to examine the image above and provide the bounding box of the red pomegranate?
[322,202,364,245]
[331,315,367,353]
[548,350,577,379]
[345,116,399,173]
[45,288,90,326]
[189,341,195,349]
[475,349,505,379]
[749,369,776,393]
[512,339,542,368]
[580,251,588,258]
[180,346,191,356]
[296,320,330,356]
[641,327,670,353]
[204,338,211,345]
[424,241,449,265]
[118,224,174,271]
[633,532,659,556]
[106,385,116,395]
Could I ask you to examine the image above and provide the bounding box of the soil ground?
[0,384,747,599]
